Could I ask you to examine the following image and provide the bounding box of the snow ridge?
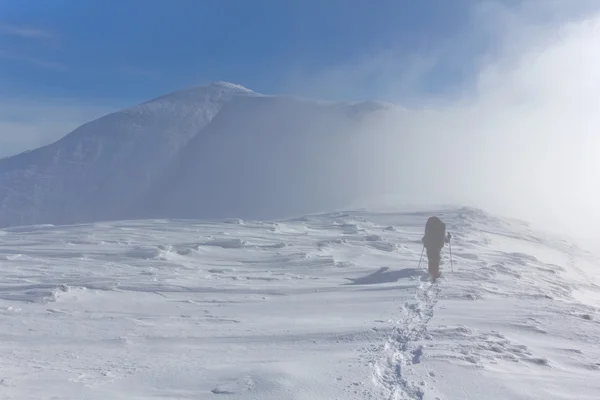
[373,280,440,400]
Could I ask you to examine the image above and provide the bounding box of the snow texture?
[0,206,599,399]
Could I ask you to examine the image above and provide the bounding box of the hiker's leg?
[432,255,440,277]
[426,248,439,275]
[427,248,441,276]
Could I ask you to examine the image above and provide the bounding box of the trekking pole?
[449,240,454,273]
[418,245,424,269]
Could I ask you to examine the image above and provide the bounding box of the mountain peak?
[137,81,257,108]
[204,81,254,93]
[168,81,256,98]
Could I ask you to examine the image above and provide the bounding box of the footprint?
[211,376,255,395]
[411,346,423,364]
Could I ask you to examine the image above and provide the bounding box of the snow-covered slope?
[0,206,598,399]
[0,82,396,227]
[0,82,257,227]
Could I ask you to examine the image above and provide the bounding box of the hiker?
[422,216,451,278]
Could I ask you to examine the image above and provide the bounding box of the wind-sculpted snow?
[0,207,599,399]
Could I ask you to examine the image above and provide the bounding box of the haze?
[292,1,600,242]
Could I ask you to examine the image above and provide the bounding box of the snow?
[0,206,599,399]
[0,81,263,227]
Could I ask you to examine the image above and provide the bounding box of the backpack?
[423,216,446,249]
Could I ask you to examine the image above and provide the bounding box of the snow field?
[0,207,598,399]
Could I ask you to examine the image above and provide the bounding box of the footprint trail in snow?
[373,279,440,400]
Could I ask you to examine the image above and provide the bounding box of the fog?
[286,2,600,242]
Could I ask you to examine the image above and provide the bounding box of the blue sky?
[0,0,476,103]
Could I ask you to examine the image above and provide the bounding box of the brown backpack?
[423,216,446,249]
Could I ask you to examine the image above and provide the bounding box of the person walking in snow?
[422,216,451,279]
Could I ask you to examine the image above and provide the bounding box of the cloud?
[284,1,600,241]
[0,49,65,70]
[427,1,600,238]
[0,99,118,159]
[0,23,62,68]
[283,48,440,105]
[0,24,57,40]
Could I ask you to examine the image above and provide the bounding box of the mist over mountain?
[0,82,421,227]
[2,77,595,243]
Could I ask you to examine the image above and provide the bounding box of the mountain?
[0,82,396,227]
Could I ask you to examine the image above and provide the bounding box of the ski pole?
[449,240,454,273]
[418,245,424,269]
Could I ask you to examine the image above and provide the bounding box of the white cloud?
[283,48,440,104]
[0,49,65,70]
[283,1,600,241]
[0,23,57,40]
[433,1,600,238]
[0,23,62,68]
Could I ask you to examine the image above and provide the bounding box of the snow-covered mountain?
[0,82,400,227]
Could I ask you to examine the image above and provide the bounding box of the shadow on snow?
[345,267,427,285]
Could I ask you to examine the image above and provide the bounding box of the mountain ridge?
[0,81,397,227]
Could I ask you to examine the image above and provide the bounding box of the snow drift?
[0,206,598,399]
